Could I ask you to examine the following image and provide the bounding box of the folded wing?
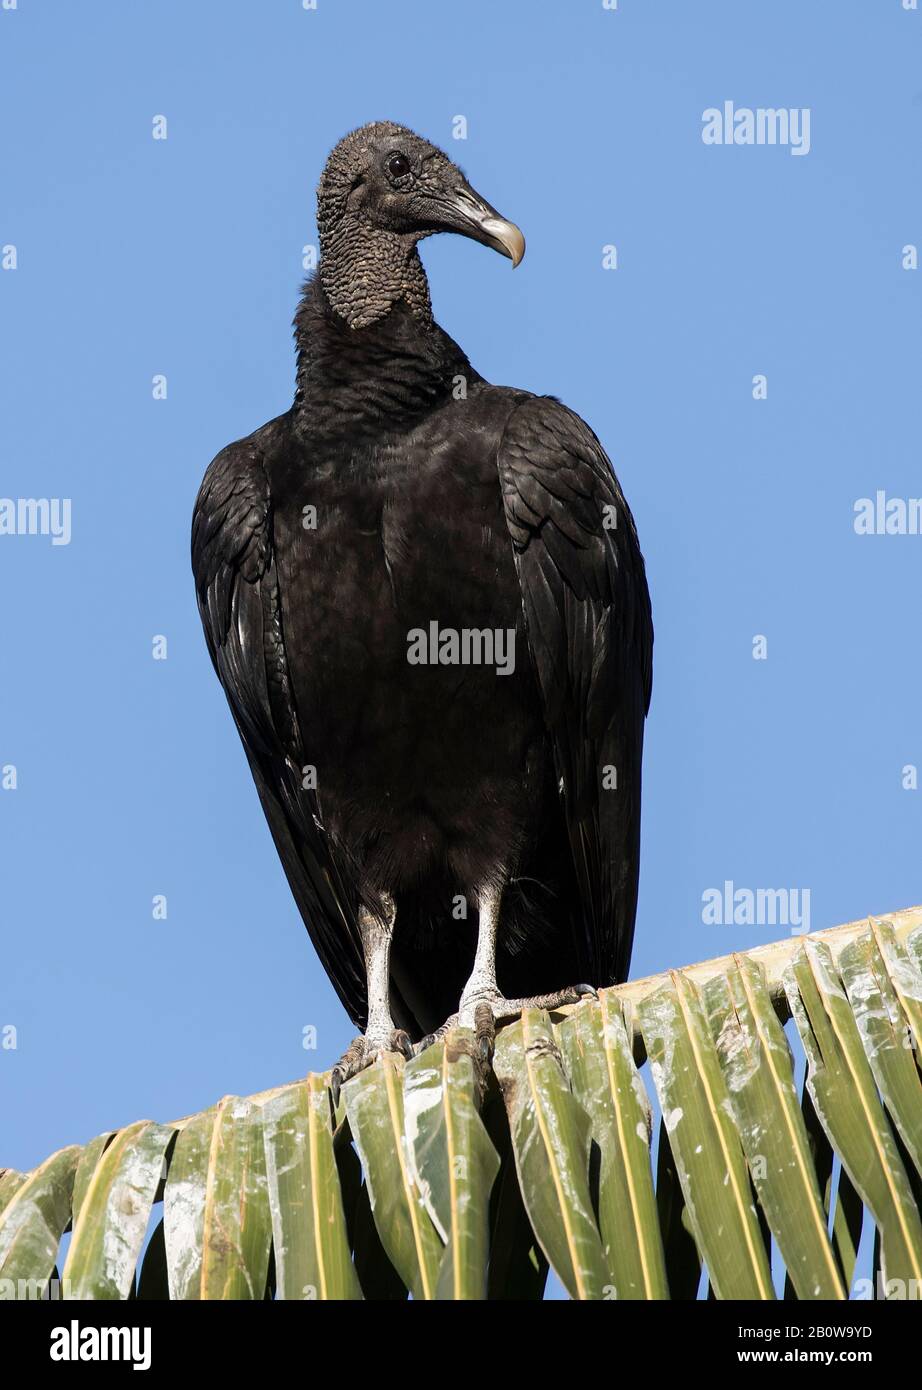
[498,395,653,985]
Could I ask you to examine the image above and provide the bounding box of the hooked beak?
[429,179,525,267]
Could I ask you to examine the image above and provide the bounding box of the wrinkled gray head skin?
[317,121,524,329]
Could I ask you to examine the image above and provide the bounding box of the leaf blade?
[343,1051,443,1300]
[785,940,922,1290]
[403,1029,500,1301]
[558,993,668,1299]
[493,1008,607,1300]
[63,1122,173,1300]
[703,957,845,1299]
[640,973,774,1300]
[262,1075,360,1300]
[0,1145,80,1292]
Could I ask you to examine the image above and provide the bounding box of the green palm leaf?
[262,1076,361,1300]
[64,1122,174,1299]
[0,1146,80,1292]
[344,1051,443,1299]
[404,1029,500,1300]
[4,903,922,1301]
[493,1009,608,1299]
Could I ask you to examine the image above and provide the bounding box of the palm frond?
[3,907,921,1300]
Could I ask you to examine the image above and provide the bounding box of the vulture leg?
[330,894,412,1102]
[416,883,597,1062]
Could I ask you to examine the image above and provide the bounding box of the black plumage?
[192,123,652,1063]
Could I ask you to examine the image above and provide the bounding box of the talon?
[574,983,598,1000]
[413,1013,458,1055]
[329,1026,406,1097]
[473,1001,495,1066]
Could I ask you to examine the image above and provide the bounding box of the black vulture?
[192,123,653,1087]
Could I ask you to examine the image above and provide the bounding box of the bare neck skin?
[319,217,433,330]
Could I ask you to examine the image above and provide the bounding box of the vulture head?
[316,121,524,328]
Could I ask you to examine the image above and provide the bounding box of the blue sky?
[1,0,919,1292]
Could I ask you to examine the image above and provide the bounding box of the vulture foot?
[330,1028,413,1106]
[415,984,598,1063]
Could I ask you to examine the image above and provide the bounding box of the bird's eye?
[386,153,411,181]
